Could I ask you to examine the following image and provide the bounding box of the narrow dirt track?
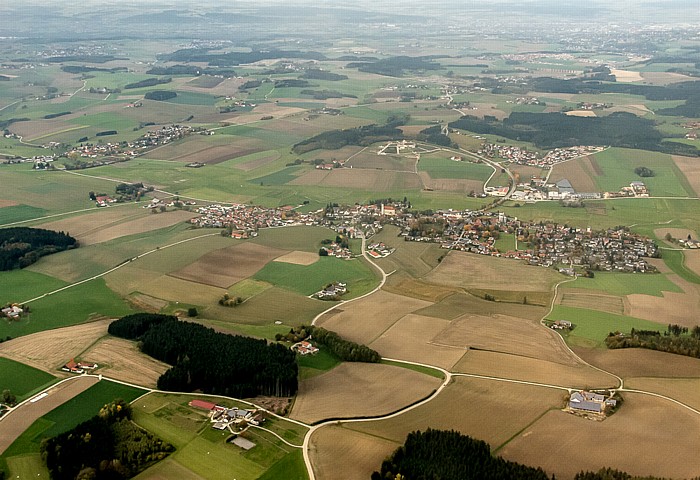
[0,376,99,454]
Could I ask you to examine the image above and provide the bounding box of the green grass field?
[548,305,669,348]
[257,450,308,480]
[592,148,695,197]
[297,349,341,380]
[0,358,56,402]
[418,154,493,181]
[563,272,682,297]
[253,256,378,297]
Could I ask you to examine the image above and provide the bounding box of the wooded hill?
[0,227,77,271]
[108,314,298,397]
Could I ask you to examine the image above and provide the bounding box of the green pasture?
[257,450,308,480]
[165,91,220,106]
[1,380,145,459]
[548,305,668,348]
[0,269,67,306]
[0,358,56,401]
[494,233,517,252]
[0,277,133,339]
[563,272,682,297]
[253,256,378,297]
[297,349,341,380]
[592,148,694,197]
[660,249,700,285]
[251,226,337,252]
[418,154,493,181]
[0,204,48,226]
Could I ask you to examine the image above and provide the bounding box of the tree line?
[277,325,381,363]
[108,313,298,397]
[0,227,77,271]
[40,399,173,480]
[605,324,700,359]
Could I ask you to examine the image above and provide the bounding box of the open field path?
[0,375,99,455]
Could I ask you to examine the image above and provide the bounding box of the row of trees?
[109,314,298,397]
[41,399,173,480]
[277,325,381,363]
[0,227,77,271]
[605,325,700,359]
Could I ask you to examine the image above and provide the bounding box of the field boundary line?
[251,425,303,448]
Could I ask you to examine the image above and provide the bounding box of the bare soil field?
[684,250,700,277]
[654,227,697,242]
[641,71,696,85]
[170,242,288,288]
[433,313,577,364]
[559,292,625,314]
[500,393,700,479]
[564,110,597,117]
[289,168,422,191]
[424,250,564,292]
[382,275,458,303]
[273,250,318,266]
[289,363,441,424]
[0,320,110,373]
[611,69,644,83]
[309,425,398,480]
[0,376,99,455]
[39,209,196,246]
[549,156,598,193]
[625,377,700,411]
[671,155,700,196]
[81,337,169,388]
[422,176,483,193]
[10,120,83,141]
[315,290,432,345]
[0,199,19,207]
[352,376,563,448]
[626,288,700,327]
[369,314,466,370]
[453,350,616,388]
[233,152,281,171]
[416,292,547,322]
[574,347,700,378]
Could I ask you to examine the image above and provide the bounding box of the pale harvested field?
[672,155,700,196]
[559,292,625,314]
[574,347,700,378]
[146,137,262,163]
[234,152,280,171]
[38,209,196,246]
[564,110,597,117]
[273,250,318,266]
[453,350,616,388]
[0,320,110,373]
[315,290,432,345]
[642,71,696,85]
[500,393,700,479]
[81,337,169,388]
[129,293,169,312]
[424,250,563,292]
[170,242,288,288]
[369,314,466,370]
[685,250,700,277]
[470,103,507,120]
[310,425,398,480]
[0,376,100,455]
[549,156,598,192]
[352,377,563,448]
[434,313,577,364]
[654,227,697,242]
[611,69,644,82]
[251,104,306,118]
[290,363,441,424]
[134,458,204,480]
[0,199,19,207]
[9,120,77,140]
[382,275,458,303]
[626,288,700,327]
[289,168,422,191]
[626,377,700,411]
[416,291,547,322]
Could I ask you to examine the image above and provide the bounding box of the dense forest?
[372,429,551,480]
[109,313,298,397]
[0,227,77,271]
[40,399,173,480]
[277,325,381,363]
[300,69,348,81]
[605,324,700,359]
[574,468,700,479]
[448,112,698,156]
[292,124,404,153]
[346,56,442,77]
[124,77,171,90]
[143,90,177,101]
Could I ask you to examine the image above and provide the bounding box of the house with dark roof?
[568,391,610,414]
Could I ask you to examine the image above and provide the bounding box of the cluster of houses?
[190,203,317,234]
[61,359,98,374]
[1,304,24,320]
[319,242,353,259]
[610,181,649,198]
[479,142,605,168]
[188,399,264,432]
[313,281,347,300]
[366,242,395,259]
[550,320,573,330]
[568,390,617,415]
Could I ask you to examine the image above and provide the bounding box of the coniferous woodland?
[109,314,298,397]
[40,399,173,480]
[0,227,77,271]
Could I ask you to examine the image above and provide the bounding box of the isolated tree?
[2,389,16,406]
